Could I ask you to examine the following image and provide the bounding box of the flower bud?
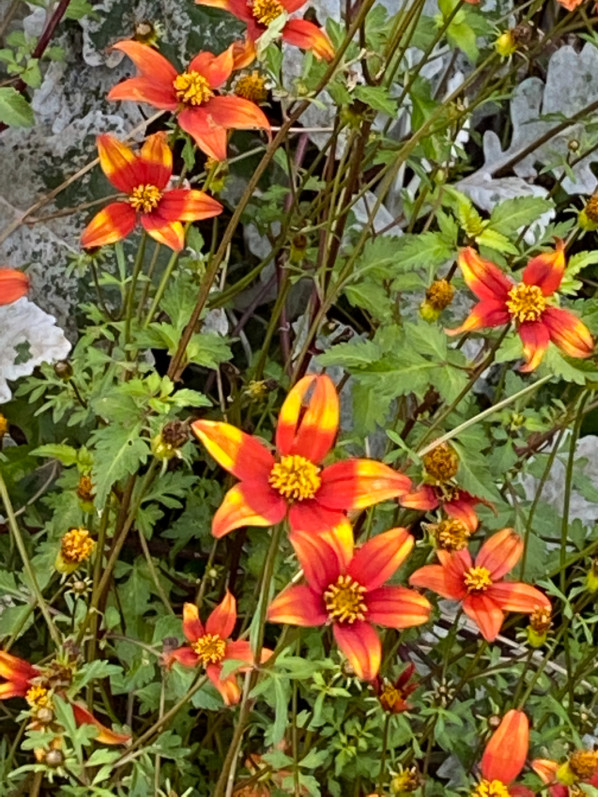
[45,748,64,768]
[420,279,455,322]
[526,607,551,648]
[495,30,518,57]
[391,767,420,795]
[290,233,308,264]
[133,19,162,47]
[586,558,598,593]
[151,421,189,461]
[0,413,7,437]
[54,361,73,381]
[578,195,598,232]
[55,527,95,574]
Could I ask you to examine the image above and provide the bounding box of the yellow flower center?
[129,183,162,213]
[529,606,552,634]
[425,279,455,311]
[391,769,420,794]
[234,71,268,103]
[584,194,598,224]
[60,527,95,565]
[506,283,546,323]
[173,71,213,106]
[569,750,598,780]
[26,685,52,709]
[269,455,321,501]
[0,413,7,436]
[324,575,367,624]
[191,633,227,665]
[433,518,472,552]
[463,566,493,594]
[423,443,460,484]
[470,779,510,797]
[250,0,284,25]
[379,683,406,712]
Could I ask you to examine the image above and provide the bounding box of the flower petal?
[206,663,241,706]
[463,593,504,641]
[288,500,347,533]
[518,320,550,372]
[400,484,439,511]
[196,0,253,21]
[0,651,38,685]
[178,107,229,161]
[111,40,178,82]
[522,240,565,296]
[0,682,29,699]
[96,134,143,193]
[475,528,522,580]
[157,189,223,222]
[81,202,137,249]
[366,585,431,629]
[203,95,270,132]
[488,582,550,613]
[275,374,339,463]
[289,530,342,592]
[232,35,257,69]
[332,621,381,681]
[542,306,594,360]
[481,709,529,783]
[71,703,131,745]
[444,493,479,531]
[167,646,200,668]
[457,247,513,302]
[212,481,286,538]
[107,76,178,110]
[282,19,334,61]
[348,527,414,590]
[188,45,235,89]
[191,419,275,481]
[139,131,173,189]
[319,518,354,570]
[409,563,465,600]
[0,269,29,305]
[140,215,185,251]
[531,759,558,785]
[182,602,205,642]
[317,460,412,510]
[224,640,255,666]
[267,584,327,626]
[206,590,237,638]
[445,299,510,335]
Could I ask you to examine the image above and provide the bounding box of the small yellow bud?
[290,233,308,263]
[586,558,598,592]
[151,421,189,461]
[578,195,598,232]
[495,31,518,57]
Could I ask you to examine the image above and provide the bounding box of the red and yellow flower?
[471,710,534,797]
[166,592,271,705]
[81,132,222,251]
[409,528,550,642]
[192,374,412,537]
[107,41,270,161]
[448,243,594,371]
[0,268,29,305]
[267,527,431,681]
[374,661,418,714]
[533,751,598,796]
[0,650,130,745]
[195,0,334,61]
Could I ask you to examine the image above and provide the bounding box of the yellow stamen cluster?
[250,0,284,25]
[569,749,598,780]
[235,71,268,103]
[423,443,460,484]
[529,606,552,635]
[76,474,94,504]
[0,413,7,436]
[432,519,472,552]
[324,575,367,624]
[173,71,213,105]
[379,683,406,712]
[26,685,52,710]
[584,195,598,224]
[391,767,420,794]
[463,566,493,594]
[506,283,546,323]
[470,779,510,797]
[60,527,95,565]
[426,279,455,311]
[269,454,321,501]
[129,184,162,213]
[192,633,227,665]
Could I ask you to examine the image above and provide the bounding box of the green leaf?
[354,84,398,116]
[31,443,78,466]
[317,338,382,369]
[90,423,150,506]
[476,227,519,255]
[488,197,553,236]
[0,87,33,127]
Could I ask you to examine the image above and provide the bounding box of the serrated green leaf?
[0,87,34,127]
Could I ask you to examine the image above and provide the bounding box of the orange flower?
[0,268,29,305]
[402,484,483,530]
[448,243,594,371]
[167,592,271,705]
[533,751,598,797]
[471,710,533,797]
[192,374,412,537]
[0,650,130,745]
[267,527,431,681]
[107,41,270,161]
[557,0,584,9]
[409,528,550,642]
[81,132,222,251]
[196,0,334,61]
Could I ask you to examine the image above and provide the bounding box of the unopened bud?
[54,361,73,381]
[586,558,598,592]
[45,749,64,767]
[578,195,598,232]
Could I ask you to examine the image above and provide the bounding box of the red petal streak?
[178,107,228,161]
[282,19,335,61]
[288,500,347,533]
[332,621,381,681]
[319,519,354,569]
[463,593,504,641]
[488,582,550,613]
[157,189,223,222]
[140,215,185,251]
[206,663,241,705]
[317,459,412,510]
[267,584,327,626]
[476,528,522,580]
[400,484,439,511]
[366,585,431,628]
[81,202,137,249]
[107,76,178,110]
[96,134,143,193]
[191,419,274,481]
[481,709,529,783]
[0,682,29,699]
[446,299,510,335]
[289,530,342,593]
[522,240,565,296]
[348,527,414,590]
[71,703,131,745]
[518,320,550,372]
[211,481,286,538]
[531,759,558,785]
[206,590,237,638]
[203,95,271,132]
[182,602,204,642]
[457,248,512,302]
[275,374,339,463]
[111,40,178,83]
[188,46,234,89]
[542,306,594,359]
[0,651,38,685]
[139,131,173,189]
[0,269,29,305]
